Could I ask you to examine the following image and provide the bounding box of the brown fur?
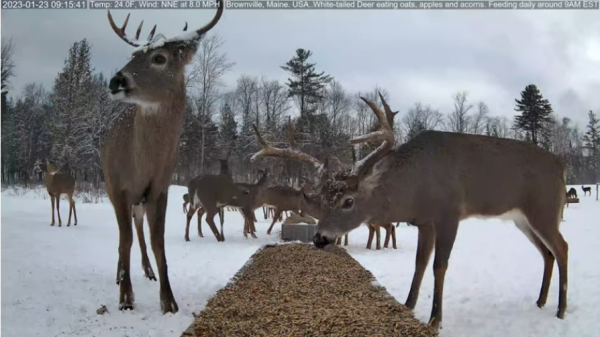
[44,162,77,227]
[257,185,306,235]
[101,3,224,314]
[308,94,568,329]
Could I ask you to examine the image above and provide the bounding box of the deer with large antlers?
[306,93,569,329]
[44,161,78,227]
[101,3,224,313]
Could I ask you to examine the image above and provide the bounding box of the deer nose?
[109,72,128,92]
[313,233,333,248]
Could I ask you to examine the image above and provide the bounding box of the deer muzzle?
[313,232,335,248]
[109,72,130,95]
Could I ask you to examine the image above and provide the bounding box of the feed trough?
[280,213,318,243]
[566,197,580,204]
[182,243,437,337]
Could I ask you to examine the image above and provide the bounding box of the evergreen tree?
[280,48,332,130]
[582,110,600,180]
[513,84,554,146]
[218,102,238,158]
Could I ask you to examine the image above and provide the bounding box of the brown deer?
[258,185,306,235]
[581,185,591,196]
[44,160,78,227]
[183,193,225,241]
[307,93,568,329]
[185,173,256,242]
[101,3,224,313]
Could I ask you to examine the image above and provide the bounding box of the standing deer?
[101,3,224,313]
[186,173,256,242]
[308,93,568,329]
[581,185,591,196]
[258,185,306,235]
[182,192,225,241]
[44,161,78,227]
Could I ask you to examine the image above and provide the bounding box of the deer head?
[311,94,396,247]
[106,2,223,109]
[250,93,396,245]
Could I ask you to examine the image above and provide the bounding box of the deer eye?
[153,55,167,64]
[342,198,354,209]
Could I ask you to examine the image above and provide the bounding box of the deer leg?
[145,192,178,314]
[383,225,391,248]
[66,193,75,226]
[375,226,382,250]
[366,225,375,249]
[204,206,223,242]
[427,216,460,330]
[405,223,435,310]
[526,214,569,319]
[246,209,257,238]
[184,207,195,242]
[50,194,56,226]
[70,194,78,226]
[343,233,348,246]
[113,195,134,310]
[266,209,282,235]
[56,196,62,227]
[391,224,398,249]
[218,207,225,241]
[197,207,205,238]
[133,205,156,281]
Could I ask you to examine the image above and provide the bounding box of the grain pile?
[182,243,437,337]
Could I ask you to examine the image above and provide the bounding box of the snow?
[1,184,599,336]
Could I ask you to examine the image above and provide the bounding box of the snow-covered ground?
[1,184,599,337]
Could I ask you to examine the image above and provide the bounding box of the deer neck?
[132,95,186,151]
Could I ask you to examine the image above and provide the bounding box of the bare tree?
[187,34,235,172]
[260,77,290,130]
[236,75,259,135]
[446,91,473,133]
[470,101,489,135]
[402,102,443,141]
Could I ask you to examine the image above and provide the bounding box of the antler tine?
[250,124,323,170]
[378,91,399,127]
[351,97,394,146]
[348,96,396,182]
[183,22,188,31]
[107,11,141,47]
[135,20,144,40]
[195,0,224,37]
[147,25,157,42]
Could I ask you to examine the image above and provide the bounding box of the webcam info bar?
[86,0,599,10]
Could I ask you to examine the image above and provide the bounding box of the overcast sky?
[2,6,600,128]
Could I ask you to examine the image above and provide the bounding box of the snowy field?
[1,184,599,337]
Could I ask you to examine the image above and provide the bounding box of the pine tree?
[582,110,600,180]
[513,84,554,146]
[280,49,332,131]
[218,102,238,158]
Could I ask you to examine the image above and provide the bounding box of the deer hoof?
[50,223,54,226]
[160,296,179,314]
[184,237,190,242]
[537,300,546,309]
[144,267,157,281]
[119,301,134,310]
[251,233,257,239]
[67,223,71,227]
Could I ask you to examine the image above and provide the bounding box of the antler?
[107,0,223,47]
[250,124,323,170]
[347,93,396,183]
[107,12,157,47]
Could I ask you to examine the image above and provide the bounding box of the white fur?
[192,191,203,209]
[467,209,528,222]
[132,204,145,220]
